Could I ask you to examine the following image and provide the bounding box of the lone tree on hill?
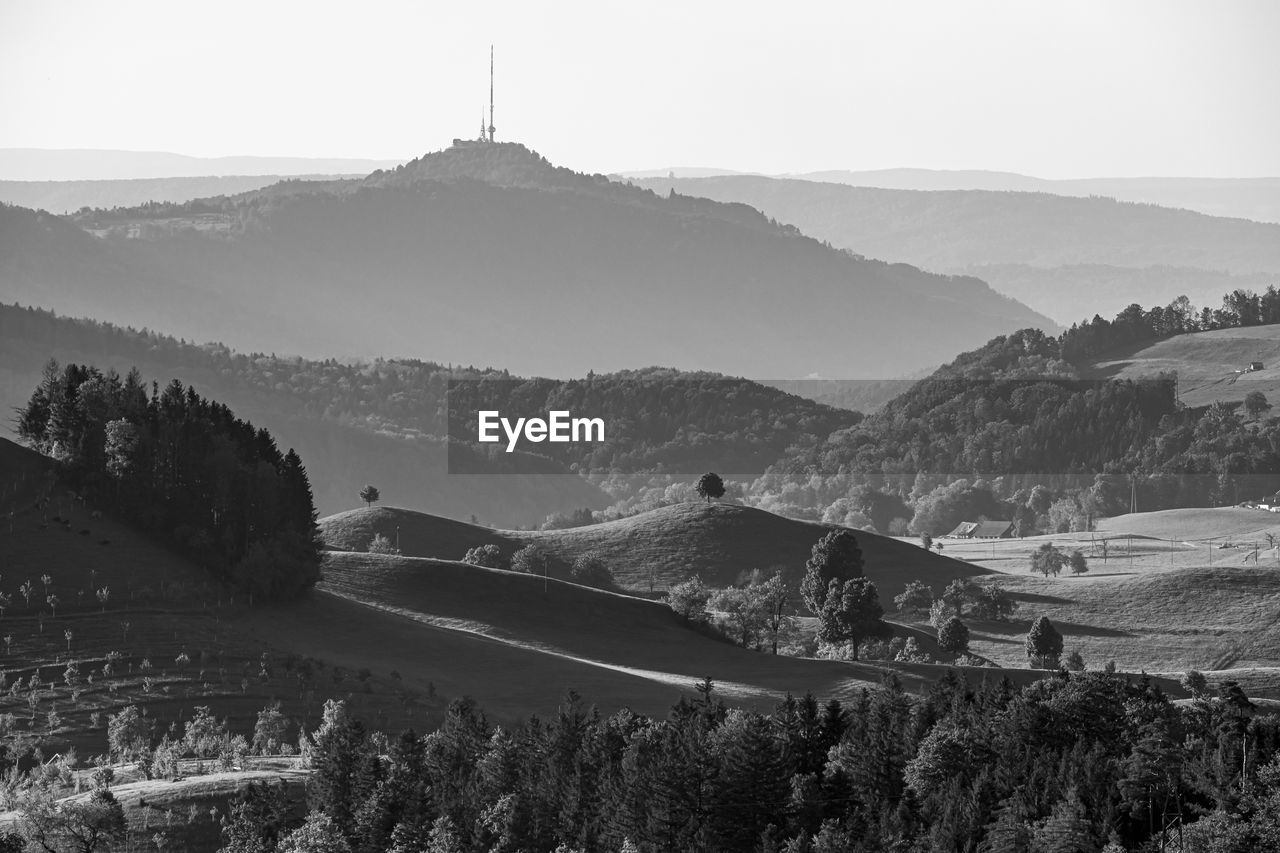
[816,577,889,660]
[1025,615,1064,668]
[1031,542,1067,577]
[695,472,725,504]
[937,616,970,655]
[800,529,865,614]
[359,485,380,508]
[1245,390,1272,420]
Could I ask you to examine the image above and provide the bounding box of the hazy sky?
[2,0,1278,178]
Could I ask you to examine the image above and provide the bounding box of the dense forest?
[215,672,1279,852]
[755,291,1280,529]
[15,360,321,599]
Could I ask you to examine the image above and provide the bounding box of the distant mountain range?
[0,174,362,214]
[0,141,1054,379]
[632,175,1280,325]
[622,167,1280,224]
[0,148,406,181]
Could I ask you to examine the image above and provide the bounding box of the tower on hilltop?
[487,45,496,143]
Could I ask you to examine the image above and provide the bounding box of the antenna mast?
[487,45,496,142]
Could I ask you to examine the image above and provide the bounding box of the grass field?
[320,502,986,603]
[1088,323,1280,408]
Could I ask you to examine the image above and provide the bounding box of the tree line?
[212,670,1280,853]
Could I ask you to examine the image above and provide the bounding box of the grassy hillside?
[0,437,434,757]
[1088,323,1280,407]
[319,502,988,602]
[2,142,1055,380]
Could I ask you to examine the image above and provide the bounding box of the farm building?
[947,520,1014,539]
[1250,361,1265,371]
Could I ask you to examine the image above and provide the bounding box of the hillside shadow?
[1009,591,1074,605]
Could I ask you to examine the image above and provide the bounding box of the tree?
[252,701,289,755]
[709,585,767,648]
[278,812,351,853]
[509,545,549,575]
[107,705,151,762]
[815,578,887,660]
[937,617,970,655]
[17,788,126,853]
[1030,542,1067,577]
[1025,615,1064,668]
[1068,550,1089,575]
[695,472,725,504]
[755,573,797,655]
[359,485,380,508]
[666,577,711,622]
[569,552,613,588]
[461,544,504,569]
[919,532,933,550]
[1063,650,1086,671]
[893,581,933,615]
[1245,390,1272,420]
[800,529,865,614]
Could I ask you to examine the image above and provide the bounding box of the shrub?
[461,544,505,569]
[510,545,549,575]
[367,533,399,555]
[666,578,711,622]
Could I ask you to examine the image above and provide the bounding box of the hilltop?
[319,502,986,602]
[1,141,1054,379]
[632,175,1280,324]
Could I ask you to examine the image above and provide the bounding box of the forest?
[754,290,1280,528]
[15,360,322,600]
[213,671,1279,853]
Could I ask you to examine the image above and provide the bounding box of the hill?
[0,436,431,757]
[1,141,1054,379]
[1094,506,1280,541]
[787,169,1280,225]
[0,148,405,181]
[1086,323,1280,407]
[0,304,864,524]
[631,175,1280,325]
[0,175,363,214]
[318,502,987,602]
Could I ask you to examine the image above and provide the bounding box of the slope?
[0,437,431,756]
[2,141,1055,379]
[1086,323,1280,407]
[788,169,1280,225]
[632,175,1280,324]
[319,502,987,602]
[0,174,363,214]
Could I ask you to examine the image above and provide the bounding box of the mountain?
[0,175,363,215]
[1,141,1055,379]
[631,175,1280,324]
[787,169,1280,225]
[0,148,405,181]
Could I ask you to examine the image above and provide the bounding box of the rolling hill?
[1,141,1055,380]
[318,502,987,602]
[631,175,1280,325]
[1086,322,1280,407]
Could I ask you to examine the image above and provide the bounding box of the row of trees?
[17,361,322,600]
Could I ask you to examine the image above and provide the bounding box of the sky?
[2,0,1278,178]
